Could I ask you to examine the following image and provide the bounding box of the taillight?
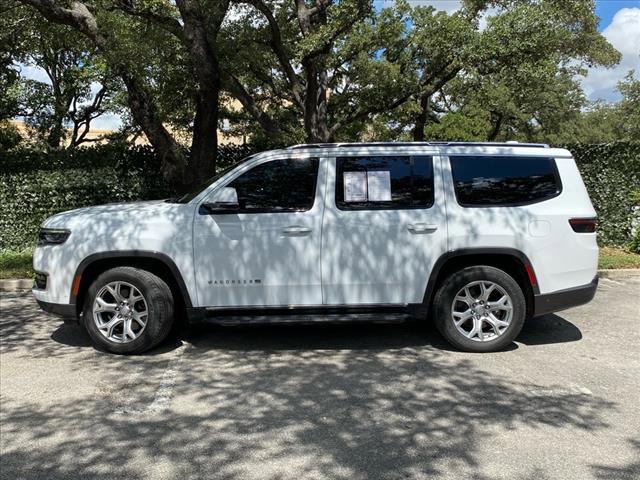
[569,218,597,233]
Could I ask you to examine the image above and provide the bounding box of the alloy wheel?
[451,280,513,342]
[93,281,148,343]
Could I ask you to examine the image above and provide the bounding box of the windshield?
[170,154,257,204]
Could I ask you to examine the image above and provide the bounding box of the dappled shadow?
[1,335,615,480]
[2,291,627,479]
[591,438,640,480]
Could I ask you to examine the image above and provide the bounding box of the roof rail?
[286,141,549,149]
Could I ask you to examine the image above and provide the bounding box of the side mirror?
[200,187,240,214]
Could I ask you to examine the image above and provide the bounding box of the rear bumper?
[533,276,598,317]
[36,299,77,320]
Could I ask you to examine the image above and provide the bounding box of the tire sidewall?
[83,267,172,354]
[434,266,526,352]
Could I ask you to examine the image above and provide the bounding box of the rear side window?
[335,156,434,210]
[450,156,561,207]
[228,158,319,213]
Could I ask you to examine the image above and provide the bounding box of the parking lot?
[1,276,639,480]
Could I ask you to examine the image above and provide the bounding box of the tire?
[83,266,174,354]
[433,266,526,353]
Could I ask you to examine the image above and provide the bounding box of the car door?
[193,155,326,307]
[321,153,448,305]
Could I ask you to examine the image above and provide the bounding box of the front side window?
[228,158,319,213]
[450,156,561,207]
[335,156,434,210]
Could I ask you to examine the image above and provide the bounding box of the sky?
[17,0,640,130]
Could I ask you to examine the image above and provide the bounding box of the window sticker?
[367,171,392,201]
[343,171,367,202]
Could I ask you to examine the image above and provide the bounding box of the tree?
[386,0,621,141]
[12,16,119,148]
[617,71,640,141]
[224,0,419,143]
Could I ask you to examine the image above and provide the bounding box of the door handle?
[407,223,438,234]
[282,225,312,235]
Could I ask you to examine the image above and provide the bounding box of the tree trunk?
[175,0,229,187]
[187,85,219,187]
[120,72,187,183]
[488,112,503,141]
[303,61,331,143]
[46,111,65,148]
[412,93,430,141]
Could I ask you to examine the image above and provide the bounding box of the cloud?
[580,7,640,102]
[16,63,51,84]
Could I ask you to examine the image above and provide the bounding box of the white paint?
[529,385,593,397]
[113,345,188,416]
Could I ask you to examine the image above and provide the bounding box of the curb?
[597,269,640,279]
[0,279,33,292]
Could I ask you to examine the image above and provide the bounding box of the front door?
[321,153,448,305]
[193,156,326,307]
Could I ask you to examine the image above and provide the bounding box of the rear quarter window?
[450,156,562,207]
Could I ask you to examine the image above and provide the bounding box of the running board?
[186,305,418,325]
[204,313,411,326]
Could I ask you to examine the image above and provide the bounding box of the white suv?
[33,142,599,354]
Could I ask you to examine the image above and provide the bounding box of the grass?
[598,246,640,269]
[0,246,639,280]
[0,250,34,279]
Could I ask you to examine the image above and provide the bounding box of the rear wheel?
[433,266,526,352]
[83,266,174,354]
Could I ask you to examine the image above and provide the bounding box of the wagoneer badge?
[208,279,262,286]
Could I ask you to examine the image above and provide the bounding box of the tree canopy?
[2,0,632,190]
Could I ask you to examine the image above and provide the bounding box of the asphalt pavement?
[1,276,639,480]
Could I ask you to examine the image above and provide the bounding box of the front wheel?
[83,266,174,354]
[433,266,526,352]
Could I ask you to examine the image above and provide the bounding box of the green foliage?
[0,121,22,150]
[0,143,255,250]
[629,230,640,255]
[565,142,640,246]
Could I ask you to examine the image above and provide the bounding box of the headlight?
[37,228,71,246]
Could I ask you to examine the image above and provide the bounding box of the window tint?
[450,156,561,207]
[335,156,434,210]
[228,158,319,213]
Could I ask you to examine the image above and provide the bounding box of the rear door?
[321,153,448,305]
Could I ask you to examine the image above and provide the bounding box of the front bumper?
[533,276,598,317]
[36,299,77,320]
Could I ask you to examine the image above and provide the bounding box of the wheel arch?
[423,248,539,318]
[71,251,193,316]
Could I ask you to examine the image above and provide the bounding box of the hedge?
[1,142,638,251]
